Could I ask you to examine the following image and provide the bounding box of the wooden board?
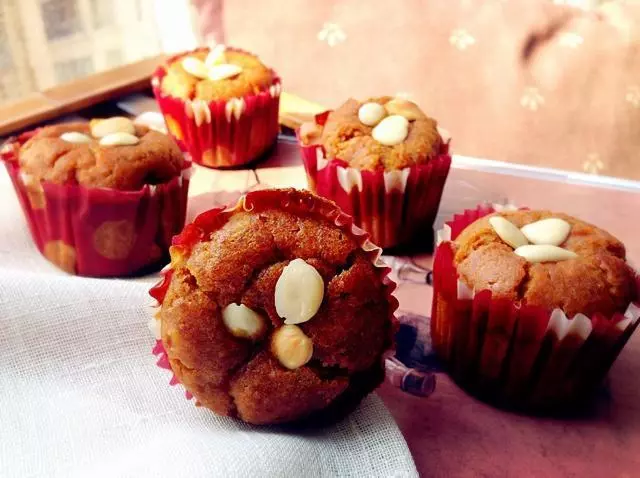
[0,56,166,137]
[0,55,324,137]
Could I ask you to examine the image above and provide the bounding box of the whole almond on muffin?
[453,210,635,318]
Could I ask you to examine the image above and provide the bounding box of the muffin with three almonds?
[299,97,451,249]
[1,117,189,277]
[149,188,398,425]
[152,45,281,168]
[431,207,640,410]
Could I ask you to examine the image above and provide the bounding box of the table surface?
[375,171,640,478]
[9,95,640,478]
[185,137,640,478]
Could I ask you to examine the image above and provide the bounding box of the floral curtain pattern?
[212,0,640,180]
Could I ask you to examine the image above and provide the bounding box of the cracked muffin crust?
[154,189,397,425]
[453,210,636,318]
[301,97,443,171]
[161,48,275,102]
[19,122,184,191]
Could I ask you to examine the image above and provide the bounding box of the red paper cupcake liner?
[431,205,640,410]
[1,132,191,277]
[148,188,400,405]
[152,48,281,169]
[299,112,452,249]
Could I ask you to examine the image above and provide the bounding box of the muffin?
[152,45,281,169]
[299,97,451,249]
[431,206,640,410]
[1,117,190,276]
[149,188,398,425]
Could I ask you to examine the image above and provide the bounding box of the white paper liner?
[186,99,212,126]
[336,166,363,193]
[317,151,413,194]
[316,147,329,170]
[224,97,246,122]
[269,83,282,98]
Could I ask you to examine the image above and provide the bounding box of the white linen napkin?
[0,169,417,478]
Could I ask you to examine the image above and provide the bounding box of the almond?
[489,216,528,249]
[358,102,386,126]
[60,132,92,144]
[384,99,423,121]
[222,303,266,340]
[270,325,313,370]
[521,218,572,246]
[275,259,324,325]
[99,132,140,146]
[205,44,226,68]
[372,115,409,146]
[514,245,578,263]
[207,64,242,81]
[181,56,208,79]
[90,116,135,138]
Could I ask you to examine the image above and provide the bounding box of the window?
[134,0,144,22]
[40,0,82,40]
[105,48,123,68]
[0,11,13,70]
[0,45,12,71]
[54,57,94,83]
[90,0,115,29]
[0,1,177,106]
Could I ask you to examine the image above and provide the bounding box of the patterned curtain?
[193,0,640,180]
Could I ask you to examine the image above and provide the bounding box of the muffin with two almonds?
[149,188,398,425]
[153,45,281,168]
[431,206,640,410]
[299,97,451,249]
[1,117,189,276]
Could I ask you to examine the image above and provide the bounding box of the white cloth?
[0,169,417,478]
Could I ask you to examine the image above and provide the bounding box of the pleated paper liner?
[152,47,281,169]
[148,188,405,419]
[1,131,191,277]
[431,205,640,411]
[299,112,452,249]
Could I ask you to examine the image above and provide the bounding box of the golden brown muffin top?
[160,47,275,101]
[18,120,184,191]
[300,97,444,171]
[158,189,395,424]
[453,210,637,318]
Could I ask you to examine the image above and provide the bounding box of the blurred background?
[0,0,609,104]
[0,0,200,103]
[2,0,639,180]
